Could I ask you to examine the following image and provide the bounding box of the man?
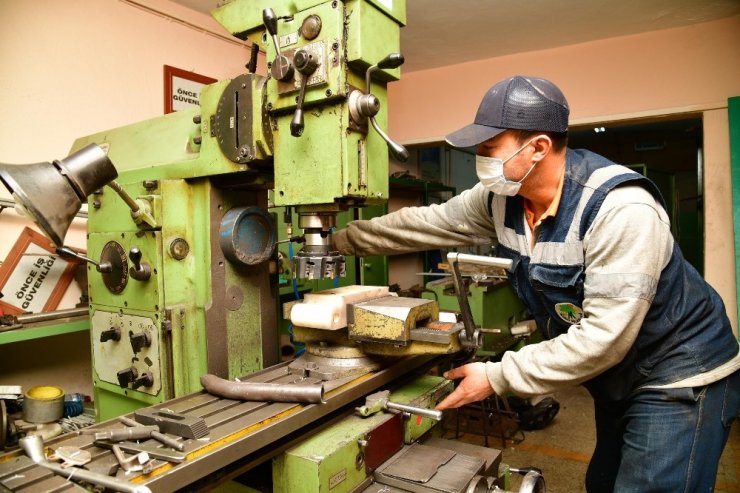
[332,76,739,492]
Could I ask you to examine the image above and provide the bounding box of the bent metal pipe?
[200,374,325,403]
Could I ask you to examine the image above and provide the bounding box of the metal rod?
[19,435,152,493]
[446,252,513,270]
[118,415,185,451]
[106,180,140,213]
[415,272,508,279]
[0,198,87,218]
[450,259,477,345]
[385,401,443,421]
[16,307,88,324]
[95,426,159,442]
[200,374,325,403]
[56,246,103,270]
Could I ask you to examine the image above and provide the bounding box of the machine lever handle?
[263,8,294,82]
[100,327,121,343]
[369,115,409,162]
[385,400,443,421]
[376,53,405,71]
[246,43,260,74]
[290,48,319,137]
[354,53,408,162]
[57,245,111,272]
[357,390,443,421]
[117,367,138,388]
[131,373,154,390]
[128,247,151,281]
[129,330,152,353]
[262,8,278,36]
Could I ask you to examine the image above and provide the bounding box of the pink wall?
[0,0,257,164]
[389,16,740,143]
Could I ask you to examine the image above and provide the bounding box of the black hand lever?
[290,48,319,137]
[117,367,138,388]
[263,8,293,82]
[128,247,151,281]
[100,327,121,343]
[129,330,152,354]
[132,372,154,390]
[246,43,260,74]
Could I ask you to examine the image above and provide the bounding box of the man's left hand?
[435,362,495,410]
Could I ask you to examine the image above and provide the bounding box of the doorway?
[569,116,704,273]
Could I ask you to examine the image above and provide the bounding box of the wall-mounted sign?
[0,227,80,315]
[164,65,217,114]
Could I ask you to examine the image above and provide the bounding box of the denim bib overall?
[492,149,737,402]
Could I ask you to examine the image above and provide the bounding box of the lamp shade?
[0,144,117,246]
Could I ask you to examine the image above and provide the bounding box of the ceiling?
[172,0,740,72]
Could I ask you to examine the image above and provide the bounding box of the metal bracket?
[446,253,514,349]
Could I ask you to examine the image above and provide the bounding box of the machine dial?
[99,241,129,294]
[213,74,272,163]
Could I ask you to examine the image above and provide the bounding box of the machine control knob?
[100,327,121,343]
[132,372,154,390]
[129,330,152,354]
[290,48,320,137]
[263,8,294,82]
[294,49,319,74]
[128,247,151,281]
[116,367,138,388]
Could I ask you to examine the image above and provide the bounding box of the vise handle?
[356,390,443,421]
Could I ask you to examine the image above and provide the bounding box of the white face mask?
[476,137,539,196]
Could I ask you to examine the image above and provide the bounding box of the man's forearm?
[333,184,496,257]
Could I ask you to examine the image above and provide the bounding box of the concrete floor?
[444,386,739,493]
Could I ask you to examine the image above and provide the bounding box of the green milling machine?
[0,1,545,491]
[73,0,412,419]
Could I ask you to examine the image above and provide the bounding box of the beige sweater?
[333,183,675,397]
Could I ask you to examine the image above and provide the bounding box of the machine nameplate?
[279,31,298,47]
[329,468,347,489]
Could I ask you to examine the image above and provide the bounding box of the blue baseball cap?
[445,76,570,148]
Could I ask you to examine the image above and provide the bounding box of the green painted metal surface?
[345,0,402,80]
[0,318,88,345]
[272,376,449,493]
[93,380,164,422]
[730,96,740,333]
[391,375,451,443]
[422,279,533,357]
[213,0,405,45]
[273,411,389,493]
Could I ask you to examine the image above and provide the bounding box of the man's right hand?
[435,362,495,410]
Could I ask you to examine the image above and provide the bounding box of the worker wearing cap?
[332,76,739,492]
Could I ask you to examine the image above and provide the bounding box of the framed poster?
[0,227,80,315]
[164,65,217,114]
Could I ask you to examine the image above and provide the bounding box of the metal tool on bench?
[119,415,185,451]
[19,434,152,493]
[111,444,153,474]
[92,425,159,442]
[356,389,443,421]
[134,408,208,439]
[93,439,187,463]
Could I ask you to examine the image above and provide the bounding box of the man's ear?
[531,134,552,162]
